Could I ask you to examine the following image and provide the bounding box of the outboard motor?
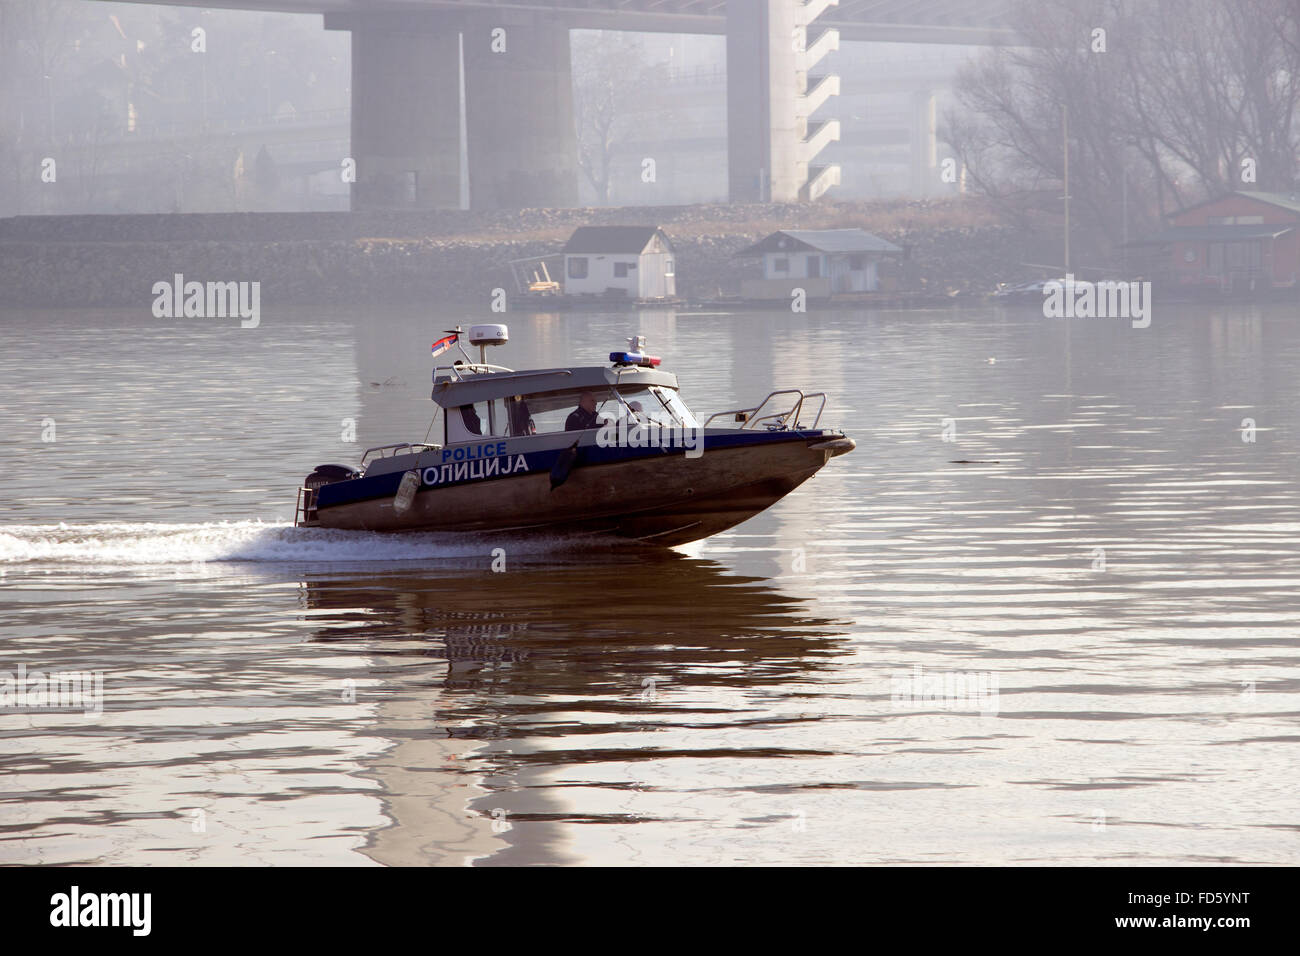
[304,463,360,491]
[296,464,360,527]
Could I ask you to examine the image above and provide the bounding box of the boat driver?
[565,392,601,431]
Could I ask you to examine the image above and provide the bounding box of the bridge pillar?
[727,0,795,203]
[910,89,937,197]
[462,16,578,209]
[347,25,463,209]
[727,0,840,204]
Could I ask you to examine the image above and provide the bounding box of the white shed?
[562,226,677,299]
[737,228,903,298]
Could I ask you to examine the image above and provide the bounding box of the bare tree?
[0,0,93,213]
[946,0,1300,247]
[572,32,668,204]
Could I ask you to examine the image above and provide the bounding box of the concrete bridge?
[104,0,1015,209]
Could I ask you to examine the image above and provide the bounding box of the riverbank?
[0,198,1048,308]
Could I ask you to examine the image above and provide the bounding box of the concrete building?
[737,227,902,298]
[562,226,677,299]
[1133,191,1300,294]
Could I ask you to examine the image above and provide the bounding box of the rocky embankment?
[0,200,1044,308]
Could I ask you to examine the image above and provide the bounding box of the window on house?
[568,257,588,279]
[849,255,865,270]
[614,261,636,278]
[1237,216,1264,225]
[807,255,821,278]
[665,259,674,276]
[1208,216,1233,226]
[773,257,789,273]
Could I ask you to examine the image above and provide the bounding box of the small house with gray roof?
[562,226,677,299]
[736,228,904,299]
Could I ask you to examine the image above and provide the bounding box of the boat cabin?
[432,362,699,445]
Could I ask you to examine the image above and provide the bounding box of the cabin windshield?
[615,386,699,428]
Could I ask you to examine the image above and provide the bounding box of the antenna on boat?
[462,324,509,436]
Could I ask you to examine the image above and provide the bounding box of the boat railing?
[359,442,437,468]
[436,362,516,382]
[703,390,827,431]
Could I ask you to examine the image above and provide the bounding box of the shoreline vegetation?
[0,198,1048,309]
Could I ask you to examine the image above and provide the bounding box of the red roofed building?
[1133,191,1300,295]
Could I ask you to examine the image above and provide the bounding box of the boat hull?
[313,431,853,546]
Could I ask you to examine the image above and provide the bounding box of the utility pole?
[1062,104,1070,275]
[1121,170,1128,274]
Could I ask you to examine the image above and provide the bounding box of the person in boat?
[459,405,483,436]
[507,395,535,436]
[565,392,601,431]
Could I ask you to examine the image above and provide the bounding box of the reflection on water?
[1,301,1299,865]
[300,553,845,865]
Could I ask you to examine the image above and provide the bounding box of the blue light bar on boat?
[610,351,662,367]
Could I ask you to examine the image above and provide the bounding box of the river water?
[1,301,1297,865]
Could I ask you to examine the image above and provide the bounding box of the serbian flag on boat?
[431,333,458,358]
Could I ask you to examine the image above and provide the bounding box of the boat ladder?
[294,486,319,528]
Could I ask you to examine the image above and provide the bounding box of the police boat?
[294,324,855,546]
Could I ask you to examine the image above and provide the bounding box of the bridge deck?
[100,0,1016,45]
